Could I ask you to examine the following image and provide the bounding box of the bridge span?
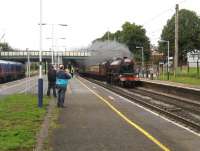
[0,50,91,63]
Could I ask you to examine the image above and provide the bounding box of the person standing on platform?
[70,66,74,78]
[47,65,57,97]
[56,65,71,107]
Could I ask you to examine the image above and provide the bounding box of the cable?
[142,0,188,26]
[142,8,173,26]
[144,0,189,44]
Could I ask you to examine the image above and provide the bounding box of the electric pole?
[107,31,110,40]
[174,4,179,76]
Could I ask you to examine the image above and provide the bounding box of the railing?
[0,51,91,57]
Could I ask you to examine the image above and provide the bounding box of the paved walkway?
[50,78,161,151]
[50,77,200,151]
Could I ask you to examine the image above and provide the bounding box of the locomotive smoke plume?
[85,40,132,66]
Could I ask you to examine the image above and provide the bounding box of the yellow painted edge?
[77,78,171,151]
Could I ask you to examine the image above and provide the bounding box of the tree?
[94,22,150,62]
[159,9,200,64]
[120,22,150,62]
[114,30,122,41]
[0,42,13,51]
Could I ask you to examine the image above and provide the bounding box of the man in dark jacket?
[47,65,57,97]
[56,64,71,107]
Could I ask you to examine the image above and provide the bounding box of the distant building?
[151,49,164,64]
[187,50,200,67]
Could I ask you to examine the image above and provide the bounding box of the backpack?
[56,78,68,88]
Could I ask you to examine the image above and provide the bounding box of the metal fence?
[136,61,200,80]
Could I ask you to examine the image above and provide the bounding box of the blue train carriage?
[15,62,25,79]
[0,60,25,83]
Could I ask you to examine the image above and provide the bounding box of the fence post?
[157,64,159,79]
[146,64,148,78]
[162,64,164,80]
[187,61,189,74]
[197,60,199,78]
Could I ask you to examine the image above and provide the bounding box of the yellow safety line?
[77,78,171,151]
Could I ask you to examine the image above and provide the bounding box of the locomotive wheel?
[131,82,135,88]
[120,81,125,87]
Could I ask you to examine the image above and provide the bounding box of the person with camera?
[56,65,71,108]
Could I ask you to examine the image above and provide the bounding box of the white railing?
[0,51,91,57]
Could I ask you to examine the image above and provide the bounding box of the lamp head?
[38,23,46,25]
[59,24,68,26]
[159,39,168,43]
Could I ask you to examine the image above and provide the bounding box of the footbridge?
[0,50,91,63]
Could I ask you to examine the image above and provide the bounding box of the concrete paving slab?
[50,78,163,151]
[83,78,200,151]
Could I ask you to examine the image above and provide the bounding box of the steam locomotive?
[0,60,25,83]
[80,57,140,87]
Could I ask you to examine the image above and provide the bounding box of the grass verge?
[43,102,60,151]
[158,72,200,86]
[0,94,49,151]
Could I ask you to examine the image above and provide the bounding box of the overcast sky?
[0,0,199,50]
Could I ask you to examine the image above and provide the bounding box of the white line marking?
[108,96,115,100]
[83,78,200,137]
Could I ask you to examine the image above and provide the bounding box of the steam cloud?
[84,40,132,66]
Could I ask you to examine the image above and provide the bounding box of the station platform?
[50,77,200,151]
[141,78,200,91]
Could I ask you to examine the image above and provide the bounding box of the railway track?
[84,78,200,132]
[130,87,200,116]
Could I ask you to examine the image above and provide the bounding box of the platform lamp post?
[38,0,44,108]
[159,40,170,80]
[56,37,66,65]
[46,37,54,65]
[57,24,67,65]
[46,24,68,66]
[136,46,144,78]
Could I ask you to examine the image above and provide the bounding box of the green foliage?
[176,67,200,78]
[159,67,200,85]
[159,74,200,85]
[94,21,150,62]
[120,22,150,61]
[0,94,49,151]
[159,9,200,64]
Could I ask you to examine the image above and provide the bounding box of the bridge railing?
[0,51,91,58]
